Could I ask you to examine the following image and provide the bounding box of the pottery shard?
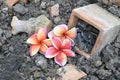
[57,64,87,80]
[11,15,52,35]
[50,4,59,17]
[4,0,19,7]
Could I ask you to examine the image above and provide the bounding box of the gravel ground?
[0,0,120,80]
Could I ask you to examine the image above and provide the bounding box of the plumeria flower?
[45,37,75,66]
[48,24,77,44]
[27,28,52,56]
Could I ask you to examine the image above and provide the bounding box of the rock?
[40,2,46,8]
[92,56,102,67]
[79,42,85,50]
[115,71,120,79]
[21,0,28,3]
[11,15,52,35]
[53,16,61,24]
[106,45,114,54]
[110,0,120,6]
[0,29,3,36]
[50,1,55,6]
[105,62,114,70]
[2,7,8,12]
[33,70,41,78]
[101,0,109,4]
[96,69,111,79]
[0,41,2,46]
[34,0,40,3]
[4,30,12,38]
[90,76,99,80]
[76,0,89,6]
[57,64,87,80]
[101,46,112,62]
[31,66,41,71]
[89,68,97,75]
[114,42,120,48]
[115,48,119,55]
[0,13,6,20]
[40,10,49,17]
[81,65,90,74]
[108,5,120,17]
[114,0,120,5]
[105,57,120,71]
[9,46,14,52]
[46,77,52,80]
[49,4,59,17]
[35,56,47,70]
[29,75,34,80]
[110,57,120,69]
[13,4,28,14]
[4,0,19,7]
[0,71,22,80]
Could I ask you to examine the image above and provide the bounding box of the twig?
[74,46,90,59]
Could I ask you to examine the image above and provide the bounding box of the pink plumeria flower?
[48,24,77,44]
[45,37,75,66]
[27,28,52,56]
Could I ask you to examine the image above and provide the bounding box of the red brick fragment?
[4,0,19,8]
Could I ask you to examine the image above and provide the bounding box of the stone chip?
[11,15,52,35]
[57,64,87,80]
[49,4,59,17]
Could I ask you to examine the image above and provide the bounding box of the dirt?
[0,0,120,80]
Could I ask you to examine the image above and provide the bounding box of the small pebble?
[96,69,111,79]
[0,29,3,35]
[33,70,41,78]
[54,16,61,24]
[46,77,52,80]
[2,7,8,12]
[13,4,28,14]
[35,56,47,70]
[40,2,46,8]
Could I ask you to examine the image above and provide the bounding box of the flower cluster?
[27,24,77,66]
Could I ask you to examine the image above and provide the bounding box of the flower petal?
[30,44,40,56]
[26,34,39,44]
[48,31,56,39]
[37,28,47,41]
[62,49,75,57]
[67,37,75,46]
[51,37,62,49]
[66,27,77,39]
[53,24,68,36]
[45,47,58,58]
[61,39,71,49]
[39,43,48,54]
[42,39,52,47]
[55,52,67,66]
